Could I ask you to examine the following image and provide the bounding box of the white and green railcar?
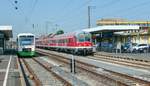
[17,33,35,57]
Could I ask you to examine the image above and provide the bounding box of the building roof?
[82,25,140,33]
[97,18,150,25]
[0,26,13,39]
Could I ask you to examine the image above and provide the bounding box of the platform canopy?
[0,26,13,39]
[83,25,140,33]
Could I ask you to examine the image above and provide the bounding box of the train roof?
[36,30,90,40]
[54,30,88,39]
[17,33,35,37]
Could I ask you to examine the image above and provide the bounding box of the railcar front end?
[17,33,35,57]
[74,31,93,55]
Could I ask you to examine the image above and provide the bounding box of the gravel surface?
[25,58,64,86]
[39,56,114,86]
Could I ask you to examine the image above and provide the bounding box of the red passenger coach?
[36,31,93,55]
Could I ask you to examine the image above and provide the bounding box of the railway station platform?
[83,25,140,53]
[0,55,21,86]
[95,51,150,61]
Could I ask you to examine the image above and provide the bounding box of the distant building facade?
[96,18,150,44]
[0,26,12,54]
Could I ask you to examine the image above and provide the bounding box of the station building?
[83,18,150,52]
[83,25,139,52]
[0,26,13,54]
[96,18,150,44]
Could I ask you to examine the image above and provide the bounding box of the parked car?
[122,43,137,53]
[132,44,150,53]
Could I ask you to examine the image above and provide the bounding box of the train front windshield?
[19,36,34,46]
[77,32,91,42]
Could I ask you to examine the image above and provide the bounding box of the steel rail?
[18,58,30,86]
[94,53,150,65]
[21,58,42,86]
[32,58,72,86]
[36,50,130,85]
[17,57,27,86]
[36,49,150,85]
[90,55,150,70]
[94,53,150,62]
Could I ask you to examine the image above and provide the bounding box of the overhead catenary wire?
[7,0,22,14]
[8,0,25,14]
[56,1,94,28]
[60,0,121,23]
[58,0,122,30]
[7,0,40,37]
[47,0,93,34]
[7,0,39,23]
[97,0,121,8]
[116,1,150,17]
[53,0,92,23]
[59,0,73,14]
[7,0,29,24]
[100,0,150,17]
[27,0,39,22]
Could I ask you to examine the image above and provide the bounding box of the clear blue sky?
[0,0,150,38]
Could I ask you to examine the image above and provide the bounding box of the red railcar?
[36,31,93,55]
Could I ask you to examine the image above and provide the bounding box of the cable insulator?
[15,7,18,10]
[14,0,18,4]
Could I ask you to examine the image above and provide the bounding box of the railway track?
[36,55,112,86]
[36,48,150,86]
[18,57,71,86]
[94,53,150,62]
[18,58,41,86]
[90,54,150,70]
[36,52,123,86]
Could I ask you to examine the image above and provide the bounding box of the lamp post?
[88,6,96,28]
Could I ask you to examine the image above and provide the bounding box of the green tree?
[56,29,64,35]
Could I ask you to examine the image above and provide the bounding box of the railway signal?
[70,55,76,74]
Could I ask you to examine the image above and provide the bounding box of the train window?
[85,33,91,41]
[52,40,55,43]
[59,40,61,43]
[77,33,91,42]
[61,39,63,43]
[20,39,34,45]
[69,38,73,42]
[66,39,69,43]
[48,40,51,43]
[19,36,34,45]
[78,33,85,42]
